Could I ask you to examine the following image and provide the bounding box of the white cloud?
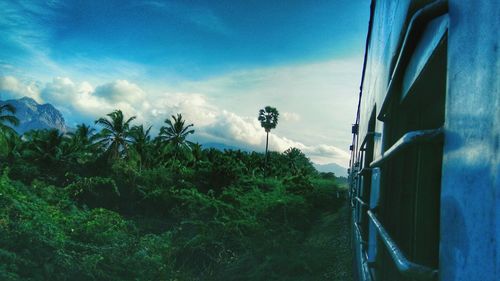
[42,77,78,104]
[302,144,350,165]
[179,57,363,153]
[0,55,359,167]
[282,112,301,122]
[41,77,104,117]
[0,75,42,102]
[151,93,218,127]
[202,111,263,146]
[195,107,349,165]
[94,80,145,104]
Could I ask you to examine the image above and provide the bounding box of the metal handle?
[370,128,443,167]
[367,210,438,280]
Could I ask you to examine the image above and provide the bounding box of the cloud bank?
[0,75,350,166]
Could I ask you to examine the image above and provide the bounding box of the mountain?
[313,162,348,177]
[0,97,67,134]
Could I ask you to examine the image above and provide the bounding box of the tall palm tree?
[0,103,20,135]
[258,106,279,166]
[94,110,136,160]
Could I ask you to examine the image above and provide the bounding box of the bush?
[66,176,120,210]
[0,131,352,280]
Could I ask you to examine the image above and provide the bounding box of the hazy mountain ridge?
[313,162,348,177]
[201,142,251,152]
[0,96,67,134]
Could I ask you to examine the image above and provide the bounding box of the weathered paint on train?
[349,1,498,280]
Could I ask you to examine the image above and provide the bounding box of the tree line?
[0,103,346,281]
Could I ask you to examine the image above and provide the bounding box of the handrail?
[357,167,372,176]
[354,221,373,281]
[367,211,438,280]
[370,128,443,167]
[378,0,448,121]
[360,251,374,281]
[355,196,369,208]
[354,222,367,245]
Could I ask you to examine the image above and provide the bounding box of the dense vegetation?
[0,109,349,281]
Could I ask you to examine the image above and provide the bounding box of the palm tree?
[258,106,279,166]
[0,103,20,135]
[23,129,66,165]
[158,114,194,148]
[1,132,22,164]
[190,142,203,162]
[158,114,195,162]
[70,123,97,145]
[67,123,98,163]
[94,110,136,160]
[130,124,152,169]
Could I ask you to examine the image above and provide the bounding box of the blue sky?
[0,0,370,166]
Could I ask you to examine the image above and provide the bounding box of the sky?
[0,0,370,167]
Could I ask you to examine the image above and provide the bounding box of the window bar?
[357,167,372,177]
[360,251,374,281]
[370,128,443,167]
[360,131,380,151]
[367,210,438,280]
[354,222,367,246]
[355,196,369,208]
[354,222,373,281]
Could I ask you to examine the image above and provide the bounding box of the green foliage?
[284,174,314,195]
[284,147,317,176]
[0,103,19,135]
[0,109,351,280]
[66,176,120,209]
[22,129,67,165]
[94,110,136,161]
[158,114,194,148]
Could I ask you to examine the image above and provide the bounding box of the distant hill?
[201,142,250,151]
[0,97,67,134]
[313,162,348,177]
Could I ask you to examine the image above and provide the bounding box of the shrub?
[66,176,120,210]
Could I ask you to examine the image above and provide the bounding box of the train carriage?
[348,1,498,280]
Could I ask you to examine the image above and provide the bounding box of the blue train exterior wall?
[440,1,498,280]
[350,0,498,280]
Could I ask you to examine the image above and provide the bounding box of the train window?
[401,15,449,102]
[375,21,447,281]
[388,0,438,78]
